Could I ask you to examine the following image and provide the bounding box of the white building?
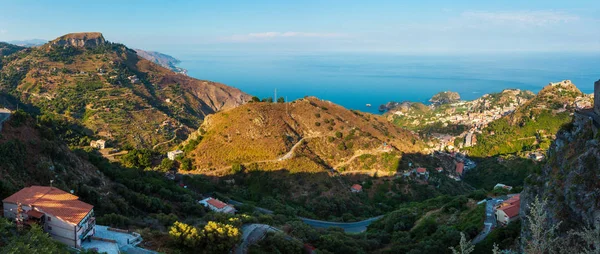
[167,150,184,160]
[495,194,521,225]
[90,139,106,149]
[199,198,236,214]
[2,186,96,248]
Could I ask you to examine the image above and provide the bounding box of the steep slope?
[0,111,205,226]
[520,95,600,241]
[467,81,586,157]
[185,97,425,175]
[0,42,25,58]
[135,49,186,74]
[0,32,250,148]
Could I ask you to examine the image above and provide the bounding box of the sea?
[176,52,600,114]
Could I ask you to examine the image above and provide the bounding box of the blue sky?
[0,0,598,53]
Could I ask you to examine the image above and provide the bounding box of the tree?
[159,158,174,172]
[277,97,285,103]
[169,221,201,248]
[201,221,241,253]
[523,197,561,254]
[250,96,260,102]
[231,163,244,174]
[0,224,67,254]
[262,97,273,103]
[450,232,474,254]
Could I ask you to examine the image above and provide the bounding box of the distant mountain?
[135,49,187,74]
[0,32,250,148]
[7,39,48,47]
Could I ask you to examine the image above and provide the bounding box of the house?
[90,139,106,149]
[455,162,465,176]
[494,183,513,191]
[199,198,236,214]
[495,194,521,225]
[127,75,140,84]
[2,186,96,248]
[351,184,363,193]
[416,168,428,175]
[167,150,184,160]
[530,152,545,161]
[435,167,443,173]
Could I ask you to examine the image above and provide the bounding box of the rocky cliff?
[521,100,600,239]
[49,32,106,48]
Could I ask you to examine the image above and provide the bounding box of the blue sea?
[176,52,600,114]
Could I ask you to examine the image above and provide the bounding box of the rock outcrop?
[520,81,600,244]
[50,32,106,48]
[429,91,461,106]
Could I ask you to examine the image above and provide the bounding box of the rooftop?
[3,186,93,225]
[206,198,228,209]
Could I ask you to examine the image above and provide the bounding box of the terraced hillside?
[0,33,250,148]
[184,97,425,175]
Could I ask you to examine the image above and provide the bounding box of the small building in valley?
[494,183,513,191]
[90,139,106,149]
[435,167,443,173]
[416,167,428,176]
[2,186,96,248]
[199,198,236,214]
[495,194,521,225]
[167,150,184,160]
[351,184,363,193]
[455,162,465,176]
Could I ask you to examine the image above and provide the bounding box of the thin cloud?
[461,10,580,26]
[0,29,7,35]
[225,32,347,42]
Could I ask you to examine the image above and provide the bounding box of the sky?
[0,0,599,53]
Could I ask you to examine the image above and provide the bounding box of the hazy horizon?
[1,0,599,54]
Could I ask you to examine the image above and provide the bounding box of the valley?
[0,32,598,254]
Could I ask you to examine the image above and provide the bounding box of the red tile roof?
[498,194,521,218]
[206,198,228,209]
[351,184,362,191]
[455,162,464,175]
[417,167,427,173]
[3,186,93,225]
[435,167,443,172]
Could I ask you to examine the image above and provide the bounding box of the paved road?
[472,196,508,244]
[236,224,280,254]
[229,199,383,233]
[299,216,384,233]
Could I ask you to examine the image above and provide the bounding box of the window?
[47,217,51,222]
[48,226,52,230]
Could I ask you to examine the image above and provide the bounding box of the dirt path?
[152,126,183,150]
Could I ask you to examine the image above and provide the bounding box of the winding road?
[228,199,383,233]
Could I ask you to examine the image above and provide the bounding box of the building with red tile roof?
[455,162,465,175]
[435,167,443,173]
[199,197,236,214]
[495,194,521,225]
[351,184,363,193]
[416,167,428,175]
[2,186,96,248]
